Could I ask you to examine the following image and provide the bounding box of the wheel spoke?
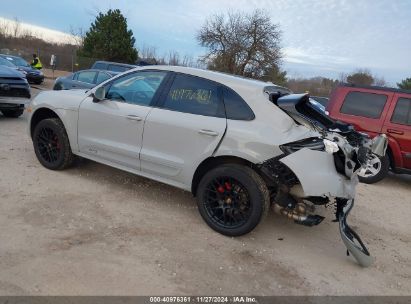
[203,176,251,229]
[36,127,61,164]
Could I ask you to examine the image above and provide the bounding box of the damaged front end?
[259,93,387,267]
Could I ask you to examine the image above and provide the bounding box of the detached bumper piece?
[337,199,372,267]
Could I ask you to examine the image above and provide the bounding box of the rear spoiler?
[269,93,348,131]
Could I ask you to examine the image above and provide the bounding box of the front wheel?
[358,154,389,184]
[33,118,75,170]
[196,164,270,236]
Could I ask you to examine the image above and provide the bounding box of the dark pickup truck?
[0,65,31,118]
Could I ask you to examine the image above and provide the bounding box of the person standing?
[31,54,43,70]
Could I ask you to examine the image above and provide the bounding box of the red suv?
[327,84,411,183]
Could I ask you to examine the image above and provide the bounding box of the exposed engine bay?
[259,93,387,267]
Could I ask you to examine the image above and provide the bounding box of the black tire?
[196,164,270,237]
[358,154,389,184]
[1,109,24,118]
[33,118,75,170]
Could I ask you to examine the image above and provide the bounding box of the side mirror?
[92,86,106,103]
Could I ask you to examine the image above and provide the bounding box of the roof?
[339,83,411,95]
[136,65,275,93]
[93,60,136,68]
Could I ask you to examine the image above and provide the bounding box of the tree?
[345,69,374,86]
[260,65,287,87]
[397,78,411,90]
[197,10,283,79]
[78,9,138,63]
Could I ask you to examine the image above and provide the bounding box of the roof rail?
[339,82,411,94]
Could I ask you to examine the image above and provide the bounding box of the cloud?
[1,0,409,83]
[0,17,78,45]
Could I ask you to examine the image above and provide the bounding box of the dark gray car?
[53,69,117,90]
[0,54,44,84]
[0,65,31,118]
[91,61,136,72]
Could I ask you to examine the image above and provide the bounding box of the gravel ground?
[0,82,410,295]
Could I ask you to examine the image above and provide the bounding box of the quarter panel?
[280,148,358,199]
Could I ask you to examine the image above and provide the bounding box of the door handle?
[198,129,219,136]
[125,115,143,121]
[387,129,404,135]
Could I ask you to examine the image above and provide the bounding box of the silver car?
[53,69,116,90]
[27,66,387,266]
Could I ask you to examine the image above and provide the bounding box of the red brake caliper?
[224,182,232,191]
[53,135,61,151]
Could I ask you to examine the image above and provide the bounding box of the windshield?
[0,57,17,68]
[6,56,30,67]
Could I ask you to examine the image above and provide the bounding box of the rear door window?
[340,91,387,119]
[391,97,411,126]
[161,74,224,117]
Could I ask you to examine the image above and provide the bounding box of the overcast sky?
[1,0,410,84]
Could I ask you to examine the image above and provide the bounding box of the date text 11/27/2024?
[149,296,257,303]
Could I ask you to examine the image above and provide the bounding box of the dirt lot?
[0,81,410,295]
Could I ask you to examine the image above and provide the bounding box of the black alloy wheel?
[196,164,270,236]
[203,176,251,229]
[36,126,61,164]
[33,118,75,170]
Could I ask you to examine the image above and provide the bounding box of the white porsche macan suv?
[27,66,387,266]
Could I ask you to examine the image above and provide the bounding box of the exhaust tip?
[296,214,325,227]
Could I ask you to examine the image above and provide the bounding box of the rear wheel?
[196,164,270,236]
[358,154,389,184]
[1,109,24,118]
[33,118,74,170]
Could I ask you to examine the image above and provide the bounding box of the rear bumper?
[280,148,357,199]
[338,199,372,267]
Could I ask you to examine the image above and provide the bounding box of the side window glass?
[223,87,255,120]
[77,71,97,84]
[391,97,411,126]
[93,63,105,70]
[340,91,387,119]
[72,73,78,80]
[108,65,130,72]
[106,71,167,106]
[162,74,224,117]
[96,72,111,84]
